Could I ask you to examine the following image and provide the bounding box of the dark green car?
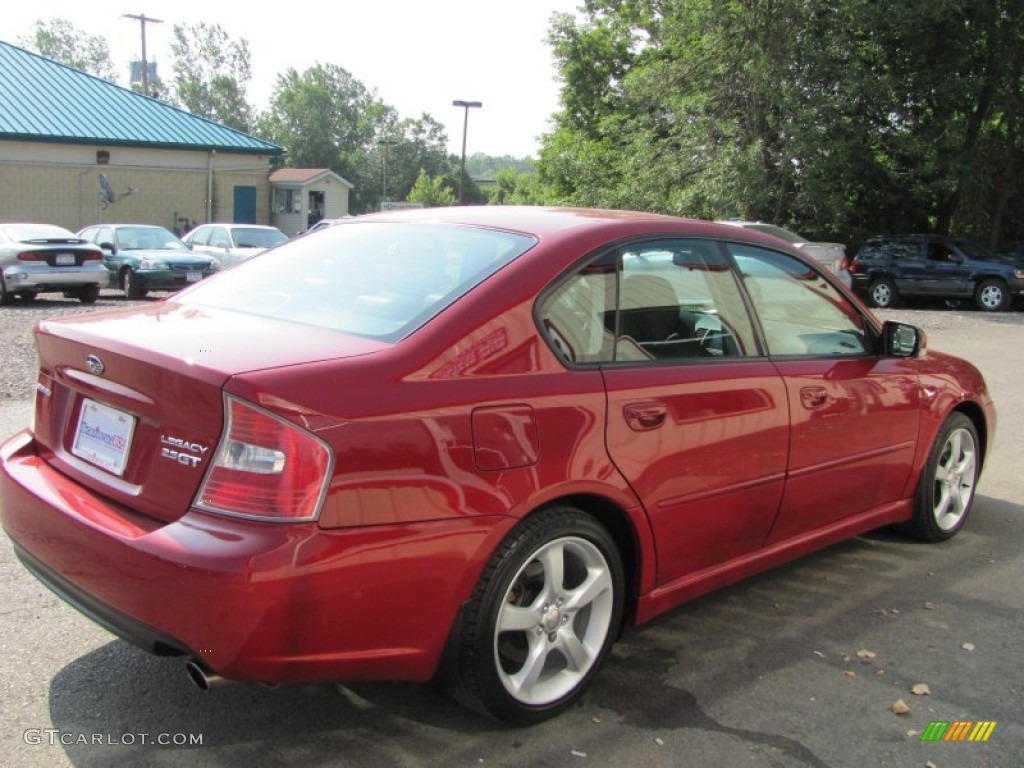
[76,224,219,298]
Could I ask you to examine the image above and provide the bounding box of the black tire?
[0,279,12,306]
[77,285,100,304]
[449,506,624,724]
[868,277,900,309]
[974,279,1009,312]
[123,269,147,299]
[908,412,980,542]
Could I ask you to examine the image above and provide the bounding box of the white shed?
[269,168,354,236]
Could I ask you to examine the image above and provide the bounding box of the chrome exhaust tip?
[185,660,225,691]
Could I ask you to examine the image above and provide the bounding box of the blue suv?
[850,235,1024,311]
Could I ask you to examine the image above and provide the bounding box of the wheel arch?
[434,490,648,686]
[952,401,989,471]
[543,492,644,630]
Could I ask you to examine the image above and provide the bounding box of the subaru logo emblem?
[85,354,105,376]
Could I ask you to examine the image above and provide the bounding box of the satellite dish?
[99,173,117,209]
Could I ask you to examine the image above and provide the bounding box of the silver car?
[717,221,851,285]
[183,224,288,268]
[0,223,108,305]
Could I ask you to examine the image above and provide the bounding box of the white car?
[717,221,850,285]
[183,224,288,268]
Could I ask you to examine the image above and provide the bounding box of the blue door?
[233,186,257,223]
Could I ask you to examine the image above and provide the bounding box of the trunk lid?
[32,301,384,523]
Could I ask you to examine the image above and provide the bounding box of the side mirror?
[882,320,925,358]
[98,241,117,254]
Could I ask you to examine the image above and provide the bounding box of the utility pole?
[122,13,163,96]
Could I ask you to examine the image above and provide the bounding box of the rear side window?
[886,241,921,261]
[179,221,535,341]
[538,239,757,365]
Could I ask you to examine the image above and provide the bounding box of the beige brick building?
[0,41,282,234]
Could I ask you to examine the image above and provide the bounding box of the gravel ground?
[0,291,150,401]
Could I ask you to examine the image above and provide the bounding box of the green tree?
[19,19,117,81]
[169,23,253,132]
[539,0,1024,247]
[354,113,452,211]
[407,169,457,207]
[486,167,549,205]
[257,63,390,211]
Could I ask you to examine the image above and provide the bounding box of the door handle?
[624,403,667,431]
[800,386,829,409]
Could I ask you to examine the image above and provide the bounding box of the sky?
[6,1,582,158]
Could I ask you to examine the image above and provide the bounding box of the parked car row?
[1,222,289,304]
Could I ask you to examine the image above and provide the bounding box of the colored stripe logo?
[921,721,997,742]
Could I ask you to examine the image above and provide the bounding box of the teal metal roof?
[0,41,281,155]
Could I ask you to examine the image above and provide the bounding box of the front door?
[728,243,921,543]
[233,186,257,224]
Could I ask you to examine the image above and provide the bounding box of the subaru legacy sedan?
[0,208,994,724]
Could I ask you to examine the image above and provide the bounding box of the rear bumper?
[2,264,108,291]
[1,429,509,684]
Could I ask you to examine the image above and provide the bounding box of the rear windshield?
[178,221,536,341]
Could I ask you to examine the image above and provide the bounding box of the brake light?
[16,252,47,261]
[196,396,334,521]
[838,255,850,272]
[84,250,102,261]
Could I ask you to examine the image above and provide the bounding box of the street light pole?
[380,138,398,207]
[452,100,482,204]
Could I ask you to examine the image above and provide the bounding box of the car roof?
[194,223,282,230]
[360,206,797,245]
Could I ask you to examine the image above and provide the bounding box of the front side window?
[730,243,871,357]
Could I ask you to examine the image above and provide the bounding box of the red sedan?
[0,207,995,723]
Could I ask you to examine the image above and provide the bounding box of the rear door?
[595,240,790,585]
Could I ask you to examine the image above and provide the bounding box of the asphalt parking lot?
[0,296,1021,767]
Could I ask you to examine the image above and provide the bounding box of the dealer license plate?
[71,399,136,476]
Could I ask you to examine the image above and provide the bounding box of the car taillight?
[84,250,102,261]
[16,252,47,261]
[839,255,850,272]
[195,396,333,522]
